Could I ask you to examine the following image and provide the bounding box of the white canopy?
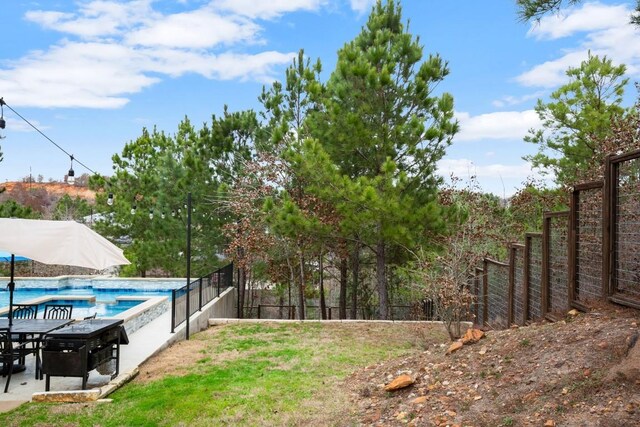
[0,218,130,270]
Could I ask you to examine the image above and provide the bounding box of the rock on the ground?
[461,328,485,344]
[384,374,415,391]
[446,341,463,355]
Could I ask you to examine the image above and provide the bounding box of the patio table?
[0,318,74,377]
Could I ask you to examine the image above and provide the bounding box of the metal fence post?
[171,289,176,333]
[217,270,221,297]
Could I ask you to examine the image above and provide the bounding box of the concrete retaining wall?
[169,286,236,342]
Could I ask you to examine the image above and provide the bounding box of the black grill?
[41,319,128,391]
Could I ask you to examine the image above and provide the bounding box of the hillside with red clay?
[1,181,95,202]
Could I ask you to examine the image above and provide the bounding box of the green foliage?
[0,199,39,219]
[516,0,640,26]
[297,0,458,316]
[508,182,569,233]
[91,111,257,276]
[51,194,92,221]
[524,53,629,186]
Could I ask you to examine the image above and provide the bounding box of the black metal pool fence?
[171,263,234,333]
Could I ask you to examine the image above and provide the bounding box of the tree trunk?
[319,254,327,320]
[376,240,389,320]
[286,255,294,319]
[240,267,247,319]
[298,250,305,320]
[350,243,360,319]
[339,257,348,319]
[237,247,245,319]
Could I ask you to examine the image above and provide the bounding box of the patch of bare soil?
[134,328,230,384]
[348,304,640,427]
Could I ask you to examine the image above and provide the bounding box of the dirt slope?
[2,181,95,201]
[349,304,640,426]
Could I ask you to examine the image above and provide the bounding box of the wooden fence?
[473,148,640,328]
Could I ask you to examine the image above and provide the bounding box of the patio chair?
[43,304,73,320]
[1,327,37,393]
[10,304,40,365]
[11,304,38,319]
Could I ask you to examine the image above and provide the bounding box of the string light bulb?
[0,98,5,129]
[67,155,75,185]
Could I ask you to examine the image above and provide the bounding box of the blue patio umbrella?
[0,250,30,327]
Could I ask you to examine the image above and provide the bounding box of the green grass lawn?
[1,322,447,426]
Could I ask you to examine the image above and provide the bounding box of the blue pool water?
[0,287,173,318]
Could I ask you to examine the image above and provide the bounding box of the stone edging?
[31,368,139,403]
[209,318,473,327]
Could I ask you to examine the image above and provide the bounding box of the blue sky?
[1,0,639,196]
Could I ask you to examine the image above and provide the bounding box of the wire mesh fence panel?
[574,185,604,305]
[388,305,417,320]
[304,305,323,320]
[545,213,570,316]
[512,245,526,325]
[612,154,640,305]
[257,305,294,319]
[473,267,484,326]
[526,234,543,321]
[486,260,509,329]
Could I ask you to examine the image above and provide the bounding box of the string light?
[0,97,99,183]
[67,155,75,186]
[0,99,5,130]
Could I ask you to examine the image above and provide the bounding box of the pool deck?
[0,308,175,412]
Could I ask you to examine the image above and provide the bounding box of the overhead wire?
[0,97,98,175]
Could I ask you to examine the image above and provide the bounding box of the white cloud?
[126,10,260,48]
[517,3,640,88]
[438,158,537,180]
[437,158,550,196]
[1,117,46,133]
[25,1,156,39]
[2,1,306,108]
[492,91,546,108]
[349,0,375,14]
[454,110,540,142]
[516,50,590,88]
[213,0,326,19]
[527,2,629,40]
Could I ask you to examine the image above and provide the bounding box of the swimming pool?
[0,277,181,319]
[1,297,150,318]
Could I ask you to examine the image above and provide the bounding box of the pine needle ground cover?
[1,322,447,426]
